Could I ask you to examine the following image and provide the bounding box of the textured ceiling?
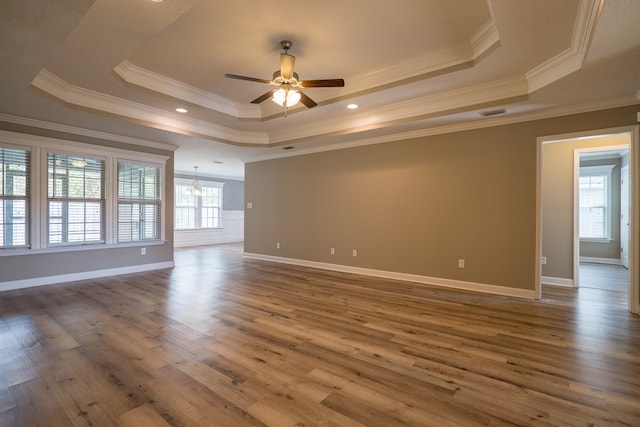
[1,0,639,179]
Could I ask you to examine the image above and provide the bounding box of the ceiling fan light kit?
[225,40,344,117]
[272,88,301,107]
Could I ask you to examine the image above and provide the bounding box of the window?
[0,146,30,248]
[579,165,614,240]
[0,134,167,252]
[175,181,222,230]
[48,153,105,245]
[118,162,162,242]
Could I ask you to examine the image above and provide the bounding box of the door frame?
[536,125,639,313]
[621,163,630,269]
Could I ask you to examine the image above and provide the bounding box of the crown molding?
[269,76,528,144]
[0,113,178,151]
[341,17,500,98]
[347,42,475,92]
[31,69,270,146]
[470,9,500,59]
[27,66,632,152]
[114,61,262,119]
[248,97,639,164]
[526,0,604,92]
[0,129,171,167]
[30,68,529,149]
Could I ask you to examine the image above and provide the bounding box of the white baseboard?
[541,276,575,287]
[0,261,175,292]
[243,253,536,299]
[579,256,621,265]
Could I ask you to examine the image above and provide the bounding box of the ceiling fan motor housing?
[272,71,300,82]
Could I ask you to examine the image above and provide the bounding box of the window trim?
[579,164,615,242]
[46,152,106,246]
[0,143,31,249]
[0,130,168,255]
[116,160,164,243]
[174,178,224,230]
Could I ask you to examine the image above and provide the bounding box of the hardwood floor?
[580,262,629,292]
[1,243,639,426]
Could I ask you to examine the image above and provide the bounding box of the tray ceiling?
[1,0,639,179]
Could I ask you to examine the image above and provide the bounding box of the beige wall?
[245,105,640,294]
[542,134,630,280]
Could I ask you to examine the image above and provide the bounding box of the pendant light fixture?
[185,166,203,195]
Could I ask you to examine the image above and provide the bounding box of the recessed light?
[282,146,294,150]
[150,0,162,3]
[346,103,358,110]
[176,107,188,113]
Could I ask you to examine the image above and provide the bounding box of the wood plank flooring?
[1,243,639,426]
[580,262,629,292]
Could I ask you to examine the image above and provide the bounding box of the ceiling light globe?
[287,90,301,107]
[272,89,287,106]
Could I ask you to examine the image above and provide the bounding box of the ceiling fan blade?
[280,53,295,79]
[251,89,276,104]
[298,91,317,108]
[300,79,345,88]
[224,74,271,84]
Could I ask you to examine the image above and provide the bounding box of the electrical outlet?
[352,249,358,257]
[246,202,253,209]
[140,247,146,255]
[458,259,465,268]
[330,248,335,255]
[541,256,547,265]
[276,242,280,249]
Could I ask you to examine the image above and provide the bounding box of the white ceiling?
[1,0,639,180]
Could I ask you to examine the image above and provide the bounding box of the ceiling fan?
[224,40,345,114]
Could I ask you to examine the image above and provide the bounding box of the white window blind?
[47,153,105,245]
[0,146,30,248]
[118,162,161,242]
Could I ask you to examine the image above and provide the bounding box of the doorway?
[537,126,639,313]
[575,147,629,293]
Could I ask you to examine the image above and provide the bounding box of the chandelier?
[185,166,203,195]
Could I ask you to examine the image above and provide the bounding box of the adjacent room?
[1,0,639,425]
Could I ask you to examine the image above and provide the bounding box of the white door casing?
[621,164,630,269]
[537,125,638,314]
